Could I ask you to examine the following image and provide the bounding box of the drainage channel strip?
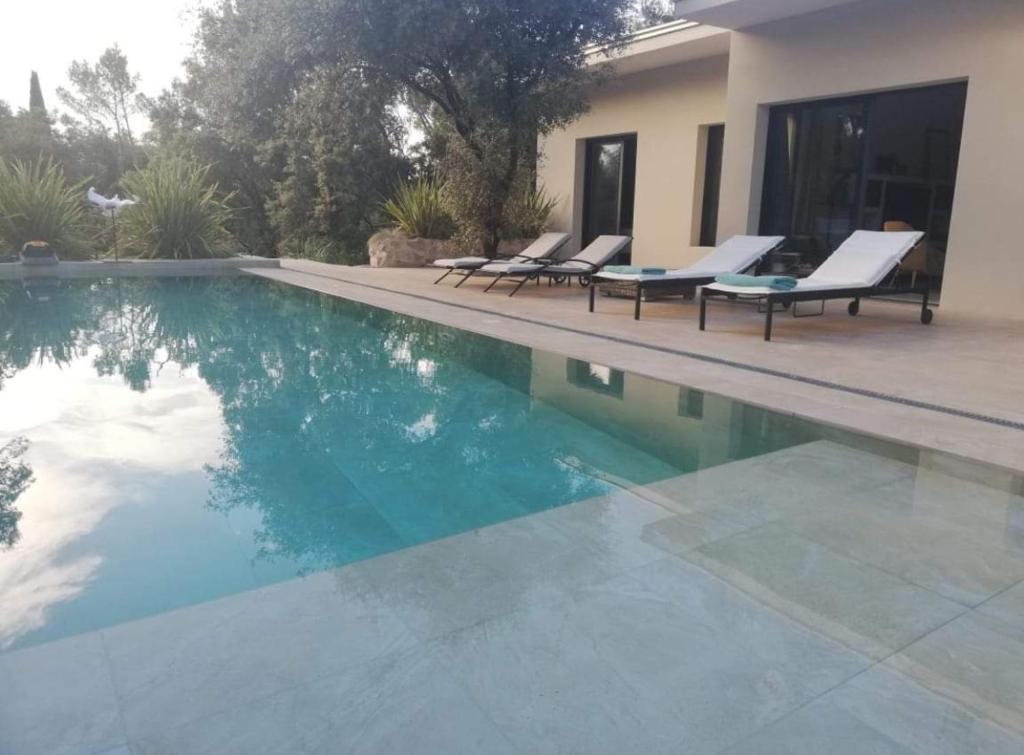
[258,267,1024,434]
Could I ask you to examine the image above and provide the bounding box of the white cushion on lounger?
[432,256,490,268]
[478,261,544,275]
[703,230,923,296]
[480,234,630,276]
[706,279,859,296]
[810,230,922,286]
[685,235,786,276]
[432,232,570,270]
[595,235,784,282]
[571,235,632,267]
[594,269,692,282]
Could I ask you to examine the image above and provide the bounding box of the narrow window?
[582,134,637,263]
[698,124,725,247]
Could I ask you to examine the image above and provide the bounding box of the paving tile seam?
[97,631,131,751]
[619,553,887,755]
[970,575,1024,621]
[256,267,1024,434]
[764,514,1000,611]
[705,596,985,755]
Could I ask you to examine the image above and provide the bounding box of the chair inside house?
[882,220,942,288]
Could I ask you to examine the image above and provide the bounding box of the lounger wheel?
[580,275,592,287]
[848,300,860,316]
[920,308,933,324]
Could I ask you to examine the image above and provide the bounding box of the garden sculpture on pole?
[87,187,138,262]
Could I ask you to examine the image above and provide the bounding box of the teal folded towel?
[603,265,666,275]
[715,273,798,291]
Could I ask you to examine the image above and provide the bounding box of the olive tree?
[341,0,633,255]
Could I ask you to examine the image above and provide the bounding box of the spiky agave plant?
[118,158,236,259]
[0,157,91,258]
[502,184,559,240]
[381,177,454,240]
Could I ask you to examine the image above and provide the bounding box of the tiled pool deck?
[4,442,1024,754]
[4,262,1024,754]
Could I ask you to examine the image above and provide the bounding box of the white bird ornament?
[87,187,139,261]
[87,187,139,216]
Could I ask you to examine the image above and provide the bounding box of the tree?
[29,72,47,115]
[340,0,633,255]
[631,0,676,30]
[0,75,60,166]
[57,45,142,173]
[146,0,410,259]
[0,438,33,550]
[267,64,409,260]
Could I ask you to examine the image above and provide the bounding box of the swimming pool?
[0,275,912,651]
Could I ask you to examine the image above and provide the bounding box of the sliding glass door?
[759,82,967,292]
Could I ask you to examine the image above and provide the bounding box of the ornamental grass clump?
[0,157,91,258]
[381,177,454,240]
[118,158,236,259]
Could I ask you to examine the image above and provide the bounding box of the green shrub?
[503,184,559,239]
[381,178,454,239]
[0,157,91,258]
[118,158,236,259]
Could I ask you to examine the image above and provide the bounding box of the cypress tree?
[29,72,46,114]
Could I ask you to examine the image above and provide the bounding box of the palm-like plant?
[118,158,236,259]
[0,157,91,258]
[381,177,454,239]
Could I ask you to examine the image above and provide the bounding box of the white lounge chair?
[699,230,930,341]
[588,235,786,319]
[432,232,571,286]
[479,235,632,296]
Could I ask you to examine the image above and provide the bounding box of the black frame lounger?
[587,235,785,320]
[698,231,933,341]
[432,232,571,287]
[476,235,632,297]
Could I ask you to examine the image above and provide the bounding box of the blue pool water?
[0,276,870,651]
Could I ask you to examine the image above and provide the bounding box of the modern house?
[538,0,1024,318]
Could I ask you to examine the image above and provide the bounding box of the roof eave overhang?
[672,0,863,30]
[586,20,731,77]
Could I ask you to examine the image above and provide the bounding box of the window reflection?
[566,358,625,399]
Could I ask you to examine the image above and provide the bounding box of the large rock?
[367,230,458,268]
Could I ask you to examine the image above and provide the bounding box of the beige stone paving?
[247,260,1024,473]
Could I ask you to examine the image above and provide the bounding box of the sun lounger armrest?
[552,260,601,272]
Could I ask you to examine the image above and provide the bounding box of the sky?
[1,0,213,128]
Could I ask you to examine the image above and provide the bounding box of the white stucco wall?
[716,0,1024,319]
[538,55,729,268]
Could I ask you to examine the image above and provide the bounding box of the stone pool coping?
[0,256,280,279]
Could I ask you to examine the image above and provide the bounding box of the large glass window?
[759,82,967,294]
[583,134,636,262]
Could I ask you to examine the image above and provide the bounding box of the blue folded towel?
[715,273,798,291]
[603,265,666,275]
